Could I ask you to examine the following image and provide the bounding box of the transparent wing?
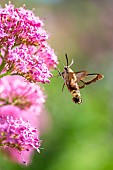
[82,73,104,84]
[76,71,87,82]
[76,72,104,89]
[77,80,85,89]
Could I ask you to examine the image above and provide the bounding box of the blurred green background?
[0,0,113,170]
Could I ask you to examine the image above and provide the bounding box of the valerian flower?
[0,76,45,164]
[0,75,45,114]
[0,2,57,165]
[0,114,41,165]
[0,3,57,83]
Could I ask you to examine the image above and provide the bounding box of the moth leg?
[62,83,65,92]
[55,68,62,76]
[53,68,62,78]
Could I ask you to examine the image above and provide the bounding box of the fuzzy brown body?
[62,68,82,104]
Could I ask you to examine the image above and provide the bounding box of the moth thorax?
[68,68,73,73]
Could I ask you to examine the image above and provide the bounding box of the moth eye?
[64,67,68,72]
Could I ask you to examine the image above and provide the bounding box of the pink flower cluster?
[0,3,57,165]
[0,115,41,154]
[0,76,45,165]
[0,3,57,83]
[0,75,45,114]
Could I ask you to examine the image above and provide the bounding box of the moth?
[57,54,104,104]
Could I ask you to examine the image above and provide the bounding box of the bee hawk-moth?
[57,54,104,104]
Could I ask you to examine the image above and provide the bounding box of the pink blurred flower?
[0,114,41,165]
[0,76,45,165]
[0,3,58,83]
[0,2,56,165]
[0,75,45,114]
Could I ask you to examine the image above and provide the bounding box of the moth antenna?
[65,53,69,67]
[62,83,65,92]
[68,58,74,67]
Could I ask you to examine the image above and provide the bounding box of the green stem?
[0,98,7,102]
[0,98,10,107]
[0,55,5,73]
[0,70,11,78]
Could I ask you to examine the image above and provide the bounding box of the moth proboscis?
[56,54,104,104]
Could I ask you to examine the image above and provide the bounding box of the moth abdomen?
[72,96,82,104]
[71,90,82,104]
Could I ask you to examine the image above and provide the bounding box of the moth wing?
[77,73,104,89]
[82,73,104,84]
[75,71,87,82]
[77,80,85,89]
